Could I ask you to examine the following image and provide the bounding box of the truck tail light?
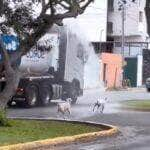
[16,88,24,95]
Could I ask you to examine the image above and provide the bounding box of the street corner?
[0,120,119,150]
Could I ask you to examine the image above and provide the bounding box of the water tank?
[19,33,59,74]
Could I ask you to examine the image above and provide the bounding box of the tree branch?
[80,0,94,12]
[9,0,94,57]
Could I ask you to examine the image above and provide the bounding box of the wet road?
[48,111,150,150]
[7,88,150,150]
[7,88,150,119]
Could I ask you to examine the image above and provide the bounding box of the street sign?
[1,34,19,52]
[0,53,3,63]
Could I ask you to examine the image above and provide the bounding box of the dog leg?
[57,109,60,118]
[94,104,100,113]
[67,108,71,115]
[93,104,96,112]
[101,104,104,113]
[63,113,66,120]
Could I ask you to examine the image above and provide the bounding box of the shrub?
[0,110,11,127]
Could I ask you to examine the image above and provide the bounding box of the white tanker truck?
[8,25,84,107]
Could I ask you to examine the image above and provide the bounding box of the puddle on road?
[66,102,124,120]
[8,95,125,120]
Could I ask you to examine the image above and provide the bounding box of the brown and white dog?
[57,98,72,118]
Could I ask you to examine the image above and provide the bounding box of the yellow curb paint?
[0,126,118,150]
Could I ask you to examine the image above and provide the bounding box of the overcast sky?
[64,0,108,42]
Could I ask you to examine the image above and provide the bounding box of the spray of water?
[65,22,104,89]
[84,44,104,89]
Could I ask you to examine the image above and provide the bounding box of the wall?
[101,53,122,88]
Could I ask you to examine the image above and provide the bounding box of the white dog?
[93,98,108,113]
[57,98,72,118]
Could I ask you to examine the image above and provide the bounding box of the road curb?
[106,87,146,92]
[0,118,119,150]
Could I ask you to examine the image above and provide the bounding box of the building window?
[107,22,113,34]
[108,0,114,11]
[139,11,143,22]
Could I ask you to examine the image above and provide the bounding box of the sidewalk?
[120,87,146,92]
[84,85,146,91]
[105,87,146,92]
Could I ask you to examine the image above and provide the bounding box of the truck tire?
[25,85,38,107]
[40,85,53,106]
[147,88,150,92]
[71,88,78,104]
[71,79,80,104]
[7,101,12,107]
[71,85,78,104]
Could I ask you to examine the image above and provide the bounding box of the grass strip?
[0,119,102,146]
[121,100,150,110]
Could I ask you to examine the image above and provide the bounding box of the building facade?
[107,0,148,43]
[104,0,148,87]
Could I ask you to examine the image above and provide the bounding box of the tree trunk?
[0,39,21,109]
[0,21,53,109]
[0,68,21,109]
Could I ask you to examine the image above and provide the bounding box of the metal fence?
[92,41,149,57]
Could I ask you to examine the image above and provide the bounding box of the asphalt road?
[7,88,150,150]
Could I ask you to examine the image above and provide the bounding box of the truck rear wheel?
[7,101,12,107]
[25,85,38,107]
[71,88,78,104]
[40,85,53,106]
[71,80,80,104]
[147,88,150,92]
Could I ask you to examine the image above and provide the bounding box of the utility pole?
[118,0,126,57]
[118,0,135,87]
[99,29,104,53]
[118,0,126,86]
[121,2,125,56]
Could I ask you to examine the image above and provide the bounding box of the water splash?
[65,22,104,89]
[84,44,104,89]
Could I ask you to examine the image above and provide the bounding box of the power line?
[88,6,106,10]
[81,13,107,16]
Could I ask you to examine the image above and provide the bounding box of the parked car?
[146,78,150,92]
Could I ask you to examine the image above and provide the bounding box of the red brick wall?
[101,53,123,88]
